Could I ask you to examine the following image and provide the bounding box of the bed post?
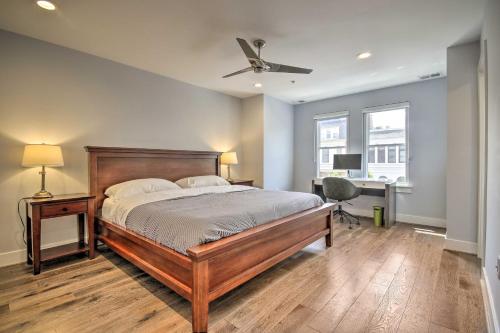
[192,259,209,332]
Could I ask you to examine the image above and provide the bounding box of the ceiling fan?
[222,38,313,78]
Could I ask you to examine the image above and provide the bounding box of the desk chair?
[322,177,361,229]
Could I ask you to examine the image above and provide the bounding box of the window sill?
[395,182,413,193]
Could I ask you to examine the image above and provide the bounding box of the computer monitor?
[333,154,362,170]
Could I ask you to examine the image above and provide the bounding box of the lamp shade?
[221,152,238,165]
[22,144,64,167]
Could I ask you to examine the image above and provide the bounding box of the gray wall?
[0,30,242,264]
[446,42,480,244]
[293,79,447,222]
[241,95,264,187]
[263,96,294,191]
[482,0,500,324]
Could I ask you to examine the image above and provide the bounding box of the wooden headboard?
[85,146,221,210]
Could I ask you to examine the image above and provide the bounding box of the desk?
[312,178,396,228]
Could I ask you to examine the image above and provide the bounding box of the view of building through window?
[365,108,407,182]
[316,116,348,178]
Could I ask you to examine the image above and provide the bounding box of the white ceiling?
[0,0,485,103]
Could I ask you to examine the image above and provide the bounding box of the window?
[364,104,409,182]
[399,144,406,163]
[315,113,348,178]
[377,146,386,163]
[321,149,330,163]
[368,146,375,163]
[388,146,397,163]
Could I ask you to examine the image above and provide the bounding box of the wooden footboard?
[96,203,334,332]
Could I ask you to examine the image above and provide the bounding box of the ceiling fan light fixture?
[36,0,56,10]
[357,51,372,60]
[254,83,262,88]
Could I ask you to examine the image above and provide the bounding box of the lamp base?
[32,190,53,199]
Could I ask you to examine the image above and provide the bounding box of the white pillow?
[105,178,180,199]
[175,175,229,188]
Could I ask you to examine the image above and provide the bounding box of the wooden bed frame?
[86,146,335,332]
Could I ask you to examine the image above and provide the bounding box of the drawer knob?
[62,207,68,212]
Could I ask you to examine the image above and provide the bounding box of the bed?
[86,146,335,332]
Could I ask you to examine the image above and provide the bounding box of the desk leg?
[32,206,41,275]
[87,198,95,259]
[325,209,333,247]
[384,182,397,228]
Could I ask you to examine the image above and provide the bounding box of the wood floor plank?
[0,222,486,333]
[307,259,383,332]
[365,262,419,332]
[397,233,443,333]
[430,250,460,331]
[456,253,487,333]
[269,304,317,333]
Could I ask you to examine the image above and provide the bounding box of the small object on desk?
[22,144,64,198]
[221,151,238,181]
[25,193,96,275]
[228,179,254,186]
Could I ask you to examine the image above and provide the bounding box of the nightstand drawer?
[41,201,88,218]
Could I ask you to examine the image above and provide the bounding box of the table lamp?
[22,144,64,198]
[221,152,238,181]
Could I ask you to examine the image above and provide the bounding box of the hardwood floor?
[0,220,486,333]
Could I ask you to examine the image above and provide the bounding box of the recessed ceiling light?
[397,66,405,70]
[357,52,372,60]
[254,83,262,88]
[36,0,56,10]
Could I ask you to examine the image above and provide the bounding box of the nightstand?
[228,179,254,186]
[25,194,96,275]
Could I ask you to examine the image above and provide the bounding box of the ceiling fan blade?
[222,67,253,78]
[267,62,313,74]
[236,38,259,62]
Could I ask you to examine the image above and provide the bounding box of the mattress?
[102,185,323,255]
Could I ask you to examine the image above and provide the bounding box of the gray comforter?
[125,189,324,255]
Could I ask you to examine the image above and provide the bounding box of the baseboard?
[0,238,79,268]
[444,236,477,254]
[482,267,500,333]
[395,213,446,228]
[344,208,446,228]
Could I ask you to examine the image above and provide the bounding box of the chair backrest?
[322,177,359,201]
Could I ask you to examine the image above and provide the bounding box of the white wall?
[482,0,500,327]
[446,42,480,247]
[263,96,294,191]
[293,79,447,224]
[241,95,264,187]
[0,30,242,265]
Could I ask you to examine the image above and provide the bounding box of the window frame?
[314,111,350,178]
[362,102,410,183]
